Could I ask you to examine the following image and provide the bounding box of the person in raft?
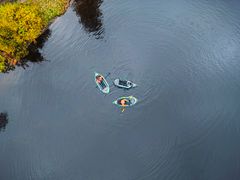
[96,75,106,88]
[120,99,128,106]
[96,75,103,83]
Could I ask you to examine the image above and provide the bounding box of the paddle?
[104,72,116,88]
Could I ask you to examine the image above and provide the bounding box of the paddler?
[96,76,103,84]
[120,99,128,106]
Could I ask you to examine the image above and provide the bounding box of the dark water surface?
[1,0,240,179]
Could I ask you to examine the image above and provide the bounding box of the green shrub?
[0,55,6,72]
[28,0,68,23]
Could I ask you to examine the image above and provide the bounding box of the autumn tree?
[0,2,44,71]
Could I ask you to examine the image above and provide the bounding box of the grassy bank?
[0,0,70,72]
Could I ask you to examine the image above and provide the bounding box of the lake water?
[0,0,240,179]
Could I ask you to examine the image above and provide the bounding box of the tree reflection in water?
[20,29,52,69]
[0,112,8,132]
[73,0,104,39]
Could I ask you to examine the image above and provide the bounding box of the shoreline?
[0,0,72,72]
[40,0,73,32]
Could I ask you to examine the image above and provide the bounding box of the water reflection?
[0,112,8,132]
[20,29,52,69]
[73,0,104,39]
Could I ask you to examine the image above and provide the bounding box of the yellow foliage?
[0,3,44,59]
[0,0,69,72]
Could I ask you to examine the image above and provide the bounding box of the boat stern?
[102,87,110,94]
